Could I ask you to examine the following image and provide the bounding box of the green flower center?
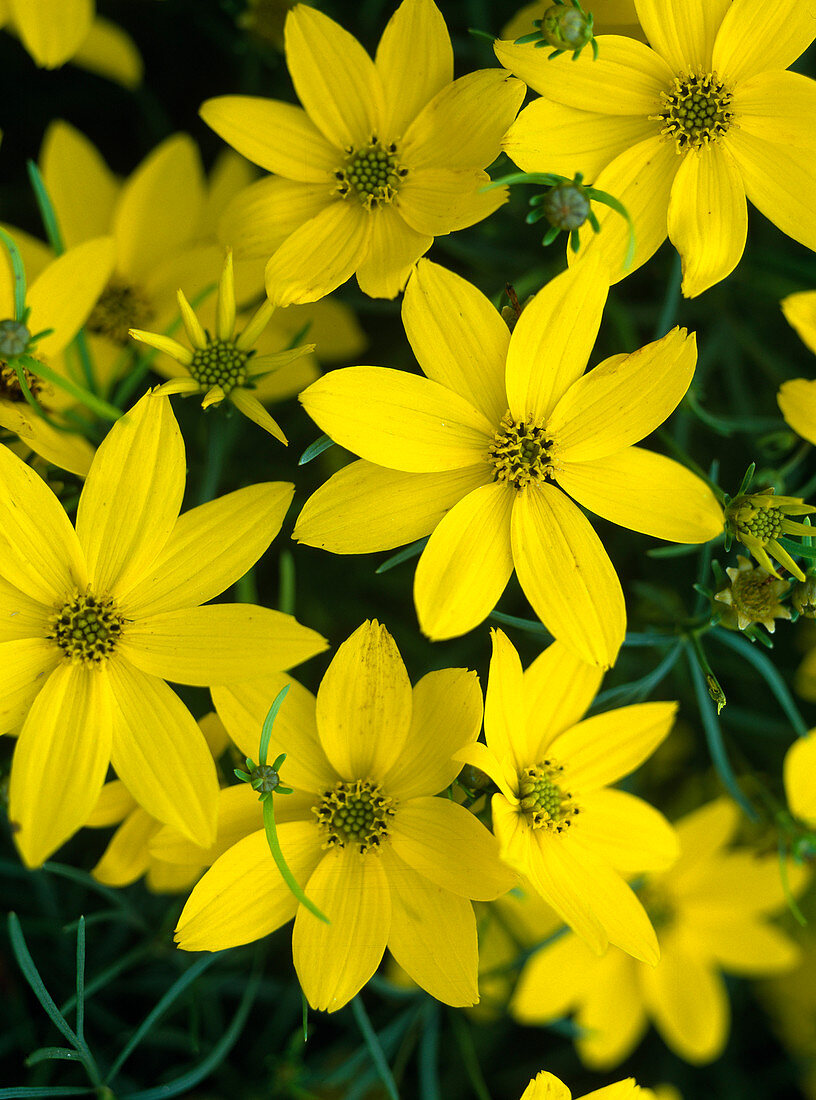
[731,569,782,618]
[189,340,249,394]
[49,591,125,665]
[88,280,155,344]
[0,359,41,403]
[741,504,784,544]
[654,72,733,150]
[518,759,579,832]
[313,779,397,854]
[639,882,674,931]
[335,139,406,209]
[489,414,553,488]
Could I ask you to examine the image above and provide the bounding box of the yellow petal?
[635,0,730,70]
[639,938,728,1062]
[293,459,490,554]
[671,798,738,881]
[575,952,647,1071]
[667,146,747,298]
[510,485,625,669]
[511,930,590,1023]
[316,620,412,782]
[397,168,505,236]
[494,35,671,112]
[200,96,338,179]
[84,779,137,827]
[0,441,88,604]
[76,392,185,598]
[382,847,478,1007]
[521,641,604,763]
[128,330,193,365]
[108,659,219,847]
[119,604,327,685]
[375,0,452,137]
[782,290,816,356]
[265,201,371,306]
[689,915,800,975]
[10,0,92,67]
[0,573,52,642]
[382,668,483,801]
[725,128,816,255]
[293,846,390,1012]
[229,389,288,443]
[176,823,322,950]
[92,808,157,887]
[149,784,263,867]
[506,252,608,423]
[146,860,200,895]
[70,15,143,88]
[113,135,205,283]
[402,68,525,169]
[355,205,430,299]
[390,795,514,900]
[0,639,59,735]
[0,400,95,478]
[284,5,384,149]
[415,482,515,640]
[219,177,333,260]
[484,628,527,772]
[455,742,518,804]
[556,447,724,543]
[550,701,678,791]
[503,97,656,179]
[125,482,293,617]
[40,121,118,248]
[27,236,116,358]
[300,366,494,472]
[549,328,697,462]
[403,259,509,425]
[712,0,816,82]
[733,71,816,151]
[575,789,679,873]
[10,661,113,868]
[784,730,816,825]
[273,297,366,364]
[518,1071,570,1100]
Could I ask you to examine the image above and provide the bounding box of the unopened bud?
[542,2,593,52]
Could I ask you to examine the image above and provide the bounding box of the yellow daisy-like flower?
[521,1071,646,1100]
[714,554,791,633]
[1,391,326,868]
[175,621,514,1012]
[200,0,525,303]
[778,290,816,446]
[130,251,315,444]
[724,488,816,581]
[497,0,816,296]
[511,800,806,1067]
[0,235,115,475]
[456,631,679,963]
[294,256,722,667]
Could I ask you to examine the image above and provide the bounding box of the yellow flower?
[200,0,525,303]
[503,0,644,44]
[0,235,115,475]
[496,0,816,296]
[457,630,679,963]
[175,621,514,1012]
[130,251,315,444]
[294,256,722,666]
[724,488,816,581]
[714,554,791,632]
[784,728,816,832]
[520,1072,645,1099]
[778,290,816,446]
[0,391,326,868]
[511,800,806,1067]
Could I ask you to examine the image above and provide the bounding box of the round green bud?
[542,4,593,51]
[249,763,280,795]
[0,319,31,357]
[542,181,591,231]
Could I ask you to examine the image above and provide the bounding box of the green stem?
[19,354,121,421]
[261,797,330,924]
[0,227,28,319]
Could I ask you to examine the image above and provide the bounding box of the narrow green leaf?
[298,433,335,465]
[351,997,400,1100]
[75,917,86,1042]
[488,610,553,639]
[259,685,290,767]
[0,227,28,319]
[19,354,122,422]
[25,1048,82,1067]
[375,537,429,575]
[261,797,329,924]
[27,161,65,255]
[8,914,80,1050]
[712,628,809,737]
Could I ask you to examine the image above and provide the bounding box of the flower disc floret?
[490,414,553,488]
[653,72,733,152]
[49,591,125,665]
[518,760,579,832]
[189,340,249,394]
[0,360,41,402]
[89,280,155,344]
[336,139,405,208]
[313,779,397,854]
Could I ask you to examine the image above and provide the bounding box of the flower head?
[725,488,816,581]
[175,621,513,1012]
[714,554,791,632]
[497,0,816,296]
[456,631,679,963]
[295,256,722,667]
[1,392,326,868]
[521,1070,644,1100]
[201,0,525,303]
[130,251,314,444]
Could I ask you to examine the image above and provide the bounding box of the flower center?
[335,138,406,209]
[88,280,155,344]
[739,503,784,544]
[518,759,579,832]
[313,779,397,854]
[653,72,733,151]
[639,882,674,931]
[189,340,249,394]
[49,591,125,665]
[731,569,783,618]
[489,414,553,488]
[0,360,41,403]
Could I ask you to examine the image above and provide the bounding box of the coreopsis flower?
[200,0,525,303]
[511,800,806,1066]
[521,1072,647,1100]
[176,622,514,1011]
[504,0,643,43]
[0,236,114,475]
[1,392,326,868]
[294,256,722,666]
[496,0,816,296]
[456,631,679,963]
[130,251,315,444]
[724,488,816,581]
[714,555,791,633]
[778,290,816,447]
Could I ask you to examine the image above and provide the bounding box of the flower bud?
[541,180,591,231]
[792,574,816,618]
[541,2,593,52]
[0,319,31,357]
